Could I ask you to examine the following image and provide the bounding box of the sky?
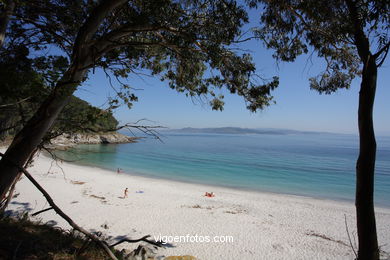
[74,8,390,136]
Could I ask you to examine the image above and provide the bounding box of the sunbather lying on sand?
[204,192,215,197]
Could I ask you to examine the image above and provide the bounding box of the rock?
[51,132,139,146]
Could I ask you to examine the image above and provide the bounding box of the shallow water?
[56,133,390,207]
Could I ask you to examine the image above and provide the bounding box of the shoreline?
[68,160,359,209]
[5,151,390,259]
[53,152,389,209]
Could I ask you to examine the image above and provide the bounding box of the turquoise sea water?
[57,133,390,207]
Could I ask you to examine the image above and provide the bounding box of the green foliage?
[249,0,389,94]
[4,0,279,112]
[53,96,119,135]
[0,46,118,140]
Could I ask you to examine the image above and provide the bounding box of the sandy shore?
[5,151,390,259]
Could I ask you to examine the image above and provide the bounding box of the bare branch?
[232,36,259,43]
[0,97,32,109]
[344,214,358,258]
[0,152,118,260]
[109,235,163,248]
[0,173,19,214]
[31,207,53,216]
[0,123,20,135]
[374,42,390,67]
[119,123,166,142]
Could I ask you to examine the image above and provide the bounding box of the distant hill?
[168,127,332,135]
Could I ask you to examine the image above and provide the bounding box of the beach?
[6,152,390,260]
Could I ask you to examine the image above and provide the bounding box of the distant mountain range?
[166,127,334,135]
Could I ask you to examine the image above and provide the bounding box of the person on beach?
[204,192,215,197]
[124,188,128,198]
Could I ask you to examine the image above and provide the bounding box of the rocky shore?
[51,132,139,146]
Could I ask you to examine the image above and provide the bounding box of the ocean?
[56,132,390,207]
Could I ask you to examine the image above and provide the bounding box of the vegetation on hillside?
[0,45,118,141]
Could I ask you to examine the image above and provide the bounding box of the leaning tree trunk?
[0,67,86,200]
[0,0,125,201]
[356,54,379,260]
[0,0,125,203]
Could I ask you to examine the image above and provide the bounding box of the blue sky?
[74,9,390,136]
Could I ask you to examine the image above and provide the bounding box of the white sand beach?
[5,151,390,259]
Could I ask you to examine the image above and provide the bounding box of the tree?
[249,0,389,259]
[0,0,15,46]
[0,45,45,138]
[0,1,278,201]
[0,44,119,140]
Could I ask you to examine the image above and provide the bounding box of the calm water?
[56,133,390,207]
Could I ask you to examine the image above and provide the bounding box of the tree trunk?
[356,55,379,260]
[0,68,85,200]
[0,0,121,201]
[0,0,15,47]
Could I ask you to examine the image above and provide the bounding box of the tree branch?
[345,0,371,62]
[72,0,128,61]
[91,24,165,54]
[0,150,167,258]
[280,3,337,43]
[232,36,259,43]
[0,97,32,109]
[374,42,390,67]
[0,123,21,135]
[0,173,19,214]
[31,207,53,216]
[109,235,163,248]
[13,16,73,54]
